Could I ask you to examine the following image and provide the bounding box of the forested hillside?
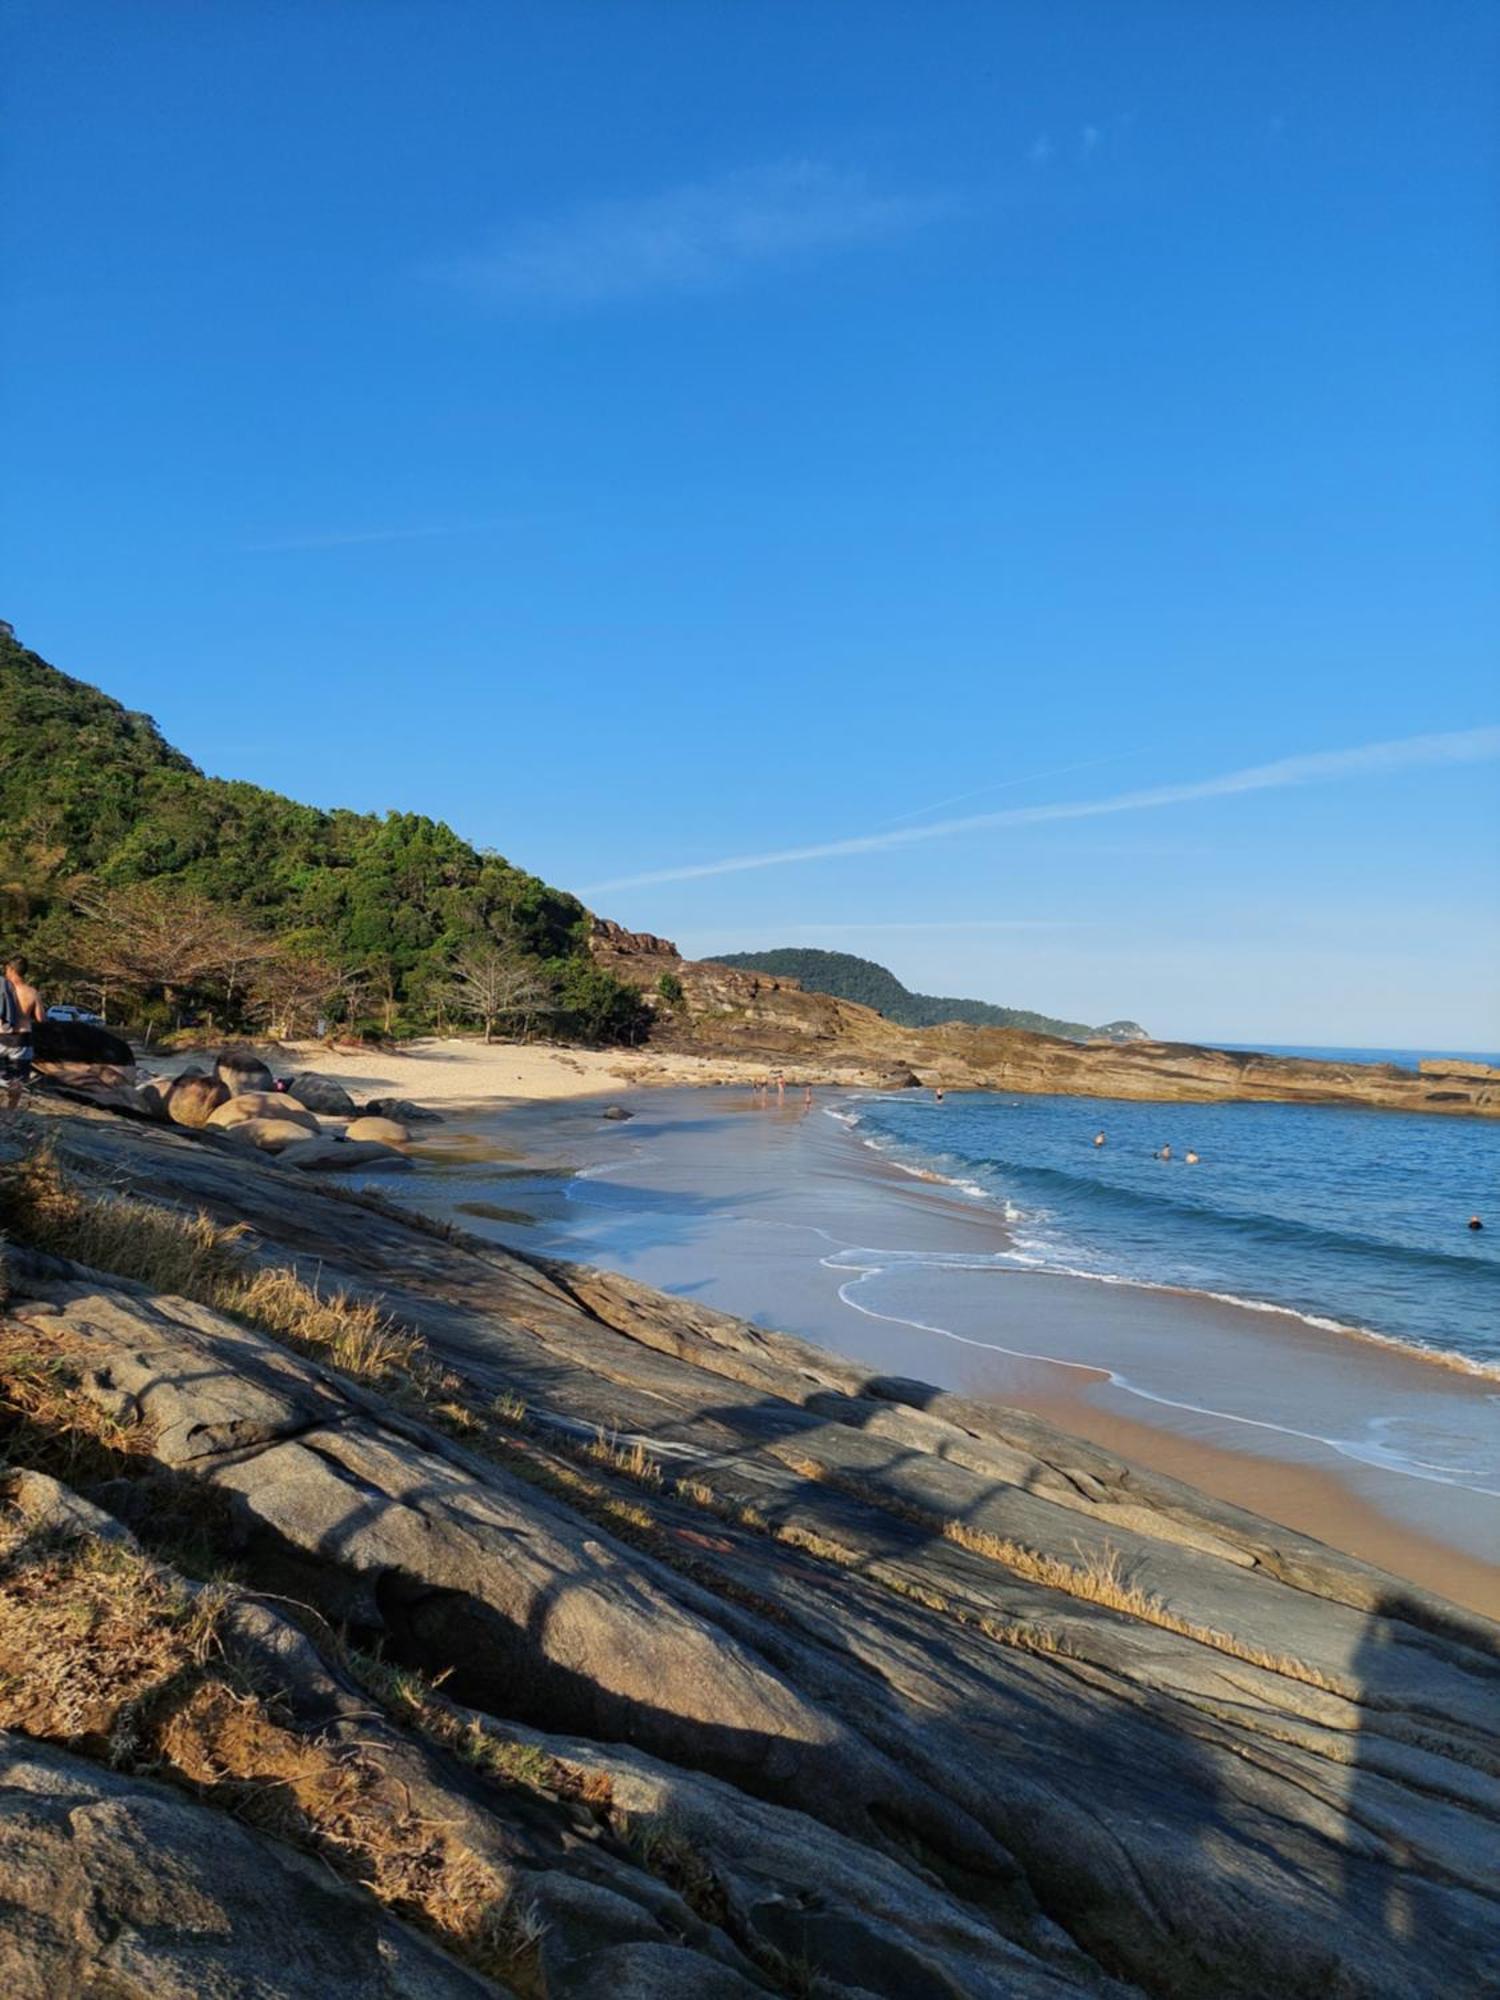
[0,624,648,1042]
[712,947,1145,1042]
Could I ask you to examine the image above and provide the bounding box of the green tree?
[555,963,652,1046]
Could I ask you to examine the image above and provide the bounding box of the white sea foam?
[825,1253,1500,1492]
[825,1098,1500,1385]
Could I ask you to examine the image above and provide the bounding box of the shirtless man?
[1,954,46,1113]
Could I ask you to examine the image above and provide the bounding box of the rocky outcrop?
[0,1468,775,1998]
[1,1098,1495,1998]
[164,1069,230,1127]
[31,1019,134,1069]
[366,1095,445,1123]
[588,936,1500,1115]
[215,1045,276,1097]
[287,1071,358,1116]
[0,1735,497,2000]
[590,918,680,959]
[209,1091,320,1132]
[224,1114,326,1153]
[347,1114,411,1144]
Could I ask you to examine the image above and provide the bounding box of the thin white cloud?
[873,750,1138,829]
[1081,124,1102,160]
[582,726,1500,893]
[437,161,953,307]
[1028,134,1054,167]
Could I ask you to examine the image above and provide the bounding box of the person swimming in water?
[1093,1131,1106,1148]
[934,1087,944,1101]
[1470,1215,1485,1232]
[1185,1150,1200,1165]
[1156,1144,1172,1161]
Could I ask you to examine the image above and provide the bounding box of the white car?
[46,1004,104,1025]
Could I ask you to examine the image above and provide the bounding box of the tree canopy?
[0,624,648,1044]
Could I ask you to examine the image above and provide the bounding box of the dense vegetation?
[712,947,1145,1043]
[0,624,650,1044]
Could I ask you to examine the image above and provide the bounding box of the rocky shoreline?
[1,1093,1497,1996]
[593,924,1500,1115]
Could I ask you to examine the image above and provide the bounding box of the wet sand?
[377,1087,1500,1619]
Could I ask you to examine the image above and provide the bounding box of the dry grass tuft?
[0,1322,152,1483]
[776,1453,1338,1689]
[586,1427,664,1489]
[349,1646,613,1811]
[0,1520,225,1759]
[0,1502,542,1989]
[0,1147,422,1388]
[617,1810,728,1928]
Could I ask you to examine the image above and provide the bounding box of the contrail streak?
[871,750,1139,828]
[582,725,1500,894]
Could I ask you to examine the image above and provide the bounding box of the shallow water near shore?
[376,1086,1500,1612]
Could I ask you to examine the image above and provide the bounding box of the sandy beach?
[245,1035,814,1105]
[138,1040,1500,1615]
[294,1054,1500,1622]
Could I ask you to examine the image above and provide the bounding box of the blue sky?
[3,1,1496,1046]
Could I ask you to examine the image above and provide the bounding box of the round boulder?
[166,1071,230,1128]
[209,1094,320,1134]
[345,1114,409,1145]
[363,1096,442,1124]
[223,1116,323,1154]
[600,1104,634,1122]
[285,1073,357,1118]
[215,1045,276,1097]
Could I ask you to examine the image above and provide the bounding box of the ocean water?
[843,1091,1500,1374]
[385,1084,1500,1553]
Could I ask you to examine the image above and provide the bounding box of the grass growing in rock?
[0,1145,423,1386]
[0,1143,1335,1698]
[0,1496,548,1992]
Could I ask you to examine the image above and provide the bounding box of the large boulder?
[346,1115,409,1145]
[281,1137,412,1172]
[222,1116,324,1155]
[31,1019,134,1068]
[364,1096,443,1124]
[285,1073,357,1118]
[0,1735,493,2000]
[214,1046,275,1097]
[165,1071,230,1128]
[208,1093,319,1134]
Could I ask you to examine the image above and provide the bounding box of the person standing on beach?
[1,954,46,1114]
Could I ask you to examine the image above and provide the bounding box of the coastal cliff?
[1,1094,1497,1996]
[591,923,1500,1116]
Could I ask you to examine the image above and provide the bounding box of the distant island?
[712,947,1148,1044]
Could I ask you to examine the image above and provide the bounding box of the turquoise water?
[845,1091,1500,1373]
